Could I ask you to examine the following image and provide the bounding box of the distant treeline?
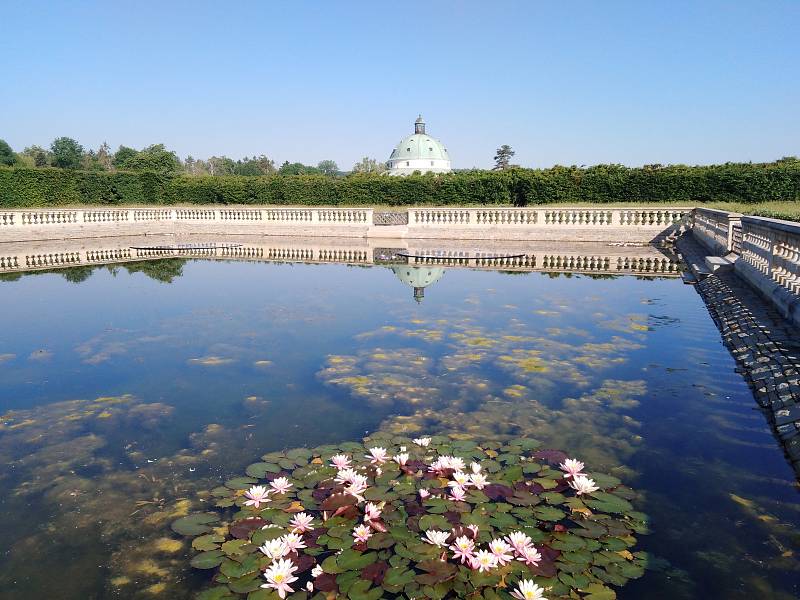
[1,160,798,207]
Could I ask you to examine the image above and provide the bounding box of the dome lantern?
[414,115,426,135]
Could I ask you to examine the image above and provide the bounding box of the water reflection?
[0,242,798,599]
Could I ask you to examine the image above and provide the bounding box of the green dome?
[389,133,450,162]
[390,265,445,302]
[386,115,452,175]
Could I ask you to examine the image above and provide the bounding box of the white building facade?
[386,116,451,176]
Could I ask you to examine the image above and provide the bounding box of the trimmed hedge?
[1,161,799,208]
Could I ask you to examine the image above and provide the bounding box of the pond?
[0,256,798,599]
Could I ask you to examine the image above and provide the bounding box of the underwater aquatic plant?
[177,436,648,600]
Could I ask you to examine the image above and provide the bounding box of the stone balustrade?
[693,207,742,254]
[406,207,690,241]
[735,216,800,326]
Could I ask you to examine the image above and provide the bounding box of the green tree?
[112,145,139,169]
[0,139,16,166]
[233,155,276,176]
[50,137,85,169]
[493,145,515,170]
[20,145,49,167]
[278,161,322,175]
[317,159,339,177]
[351,156,386,174]
[208,156,236,176]
[96,142,112,170]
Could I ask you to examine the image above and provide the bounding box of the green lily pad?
[171,512,219,536]
[191,550,225,569]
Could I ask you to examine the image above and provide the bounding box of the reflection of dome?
[390,265,445,302]
[386,115,451,176]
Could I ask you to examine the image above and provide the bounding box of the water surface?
[0,258,798,599]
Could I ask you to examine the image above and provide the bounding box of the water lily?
[305,582,314,593]
[450,485,466,501]
[559,458,585,478]
[346,474,369,502]
[352,523,372,544]
[269,477,293,495]
[569,474,599,495]
[244,485,270,508]
[471,549,498,572]
[469,473,489,489]
[466,524,480,537]
[281,532,306,552]
[261,558,298,599]
[364,502,382,521]
[289,512,314,533]
[510,579,547,600]
[451,471,471,487]
[413,437,431,447]
[450,535,475,563]
[366,447,388,464]
[489,538,514,565]
[259,538,289,560]
[506,531,532,553]
[311,565,323,578]
[422,530,450,547]
[393,452,409,466]
[419,488,430,499]
[334,467,358,485]
[330,454,351,469]
[517,545,542,566]
[470,462,482,474]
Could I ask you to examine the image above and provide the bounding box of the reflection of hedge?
[2,161,799,207]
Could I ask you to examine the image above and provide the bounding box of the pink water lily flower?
[517,545,543,566]
[261,558,298,599]
[469,473,489,490]
[451,471,471,487]
[364,502,382,521]
[289,512,314,533]
[449,535,475,564]
[334,467,358,485]
[281,532,306,552]
[450,485,466,501]
[346,474,369,502]
[244,485,270,508]
[367,447,388,464]
[471,549,498,572]
[259,538,289,560]
[506,531,533,553]
[419,488,430,500]
[559,458,585,478]
[466,524,480,537]
[330,454,351,469]
[353,524,372,544]
[489,539,514,565]
[269,477,293,495]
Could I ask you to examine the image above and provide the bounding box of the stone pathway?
[677,234,800,478]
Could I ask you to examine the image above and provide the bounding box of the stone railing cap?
[741,214,800,235]
[695,207,743,218]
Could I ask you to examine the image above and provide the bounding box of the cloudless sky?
[1,1,798,169]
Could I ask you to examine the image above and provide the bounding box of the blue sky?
[1,1,797,169]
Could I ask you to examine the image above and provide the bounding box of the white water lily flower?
[366,447,388,464]
[393,452,409,466]
[470,462,482,474]
[471,549,498,572]
[261,558,298,598]
[510,579,548,600]
[334,467,359,484]
[506,531,533,552]
[569,474,599,495]
[422,529,450,547]
[244,485,270,508]
[311,565,324,578]
[413,437,431,447]
[488,538,514,565]
[469,473,489,489]
[259,538,289,559]
[451,471,470,486]
[330,454,351,469]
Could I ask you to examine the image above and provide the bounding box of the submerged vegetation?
[175,436,649,600]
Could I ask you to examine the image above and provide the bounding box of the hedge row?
[1,161,799,207]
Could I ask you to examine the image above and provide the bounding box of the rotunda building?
[386,116,451,176]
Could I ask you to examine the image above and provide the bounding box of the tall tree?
[0,139,16,166]
[278,161,322,175]
[112,144,180,173]
[50,137,84,169]
[351,157,386,174]
[317,159,339,177]
[112,145,139,169]
[96,142,112,170]
[493,145,515,170]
